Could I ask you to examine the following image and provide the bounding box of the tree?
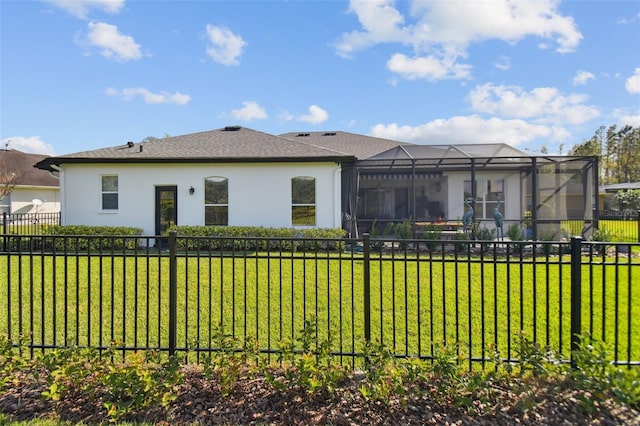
[0,150,19,200]
[140,134,171,143]
[614,189,640,211]
[569,124,640,184]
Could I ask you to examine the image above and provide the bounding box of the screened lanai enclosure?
[341,144,598,241]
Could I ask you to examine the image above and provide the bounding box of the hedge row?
[166,225,346,251]
[32,225,143,252]
[2,225,347,253]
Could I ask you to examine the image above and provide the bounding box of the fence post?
[2,212,6,252]
[570,236,583,368]
[363,233,371,343]
[168,230,178,356]
[637,210,640,243]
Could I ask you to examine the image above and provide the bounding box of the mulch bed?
[2,366,639,425]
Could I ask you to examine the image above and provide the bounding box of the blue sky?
[1,0,639,156]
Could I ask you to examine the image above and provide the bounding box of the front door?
[155,186,177,238]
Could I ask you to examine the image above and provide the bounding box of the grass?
[1,249,639,367]
[0,414,154,425]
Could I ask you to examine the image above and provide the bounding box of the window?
[292,177,316,226]
[205,177,228,226]
[464,179,505,220]
[101,175,118,210]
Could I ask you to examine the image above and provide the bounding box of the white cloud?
[336,0,582,81]
[625,68,640,94]
[370,115,570,146]
[572,70,595,86]
[467,83,600,125]
[494,55,511,71]
[279,105,329,125]
[205,25,246,66]
[44,0,124,19]
[278,110,296,122]
[105,87,191,105]
[617,12,640,25]
[335,0,409,58]
[413,0,582,52]
[298,105,329,125]
[613,108,640,127]
[1,136,55,155]
[386,53,471,81]
[79,22,142,62]
[230,101,267,121]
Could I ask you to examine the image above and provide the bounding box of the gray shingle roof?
[279,131,413,160]
[36,127,355,171]
[1,149,58,187]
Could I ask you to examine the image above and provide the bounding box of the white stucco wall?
[58,162,342,235]
[3,186,60,214]
[445,171,521,224]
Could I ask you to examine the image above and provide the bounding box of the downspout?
[50,164,64,225]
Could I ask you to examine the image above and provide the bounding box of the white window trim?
[291,176,316,227]
[204,176,229,226]
[100,175,119,212]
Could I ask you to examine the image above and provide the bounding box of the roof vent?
[127,141,134,148]
[322,132,337,136]
[223,126,241,132]
[296,133,310,137]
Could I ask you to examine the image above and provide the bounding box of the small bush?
[421,225,442,252]
[476,226,495,241]
[370,219,394,251]
[507,224,524,241]
[42,225,144,251]
[394,219,414,249]
[591,227,615,242]
[453,232,469,253]
[168,225,345,252]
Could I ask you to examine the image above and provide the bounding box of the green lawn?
[1,251,638,367]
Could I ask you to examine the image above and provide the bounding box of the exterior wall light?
[189,186,195,195]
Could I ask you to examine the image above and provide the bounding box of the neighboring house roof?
[1,149,59,187]
[280,131,413,160]
[36,127,355,172]
[600,182,640,193]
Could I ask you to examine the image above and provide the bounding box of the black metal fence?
[596,209,640,242]
[1,212,61,235]
[1,232,638,369]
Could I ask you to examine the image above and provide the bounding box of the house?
[281,132,597,239]
[35,126,598,240]
[35,127,355,236]
[598,181,640,218]
[0,149,60,214]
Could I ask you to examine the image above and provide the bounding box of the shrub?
[42,225,144,251]
[453,232,469,254]
[394,219,413,240]
[507,224,524,241]
[168,225,345,252]
[476,226,495,241]
[421,225,442,252]
[394,219,414,249]
[369,219,394,251]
